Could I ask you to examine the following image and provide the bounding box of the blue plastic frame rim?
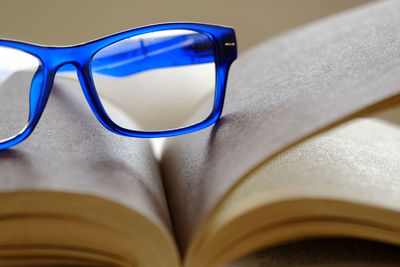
[0,22,237,150]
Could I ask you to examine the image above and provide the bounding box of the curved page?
[0,76,178,266]
[187,106,400,267]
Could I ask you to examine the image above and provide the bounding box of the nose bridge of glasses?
[43,46,89,72]
[45,46,91,83]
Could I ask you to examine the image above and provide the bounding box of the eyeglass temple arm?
[58,33,215,77]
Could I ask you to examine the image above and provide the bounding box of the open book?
[1,1,400,266]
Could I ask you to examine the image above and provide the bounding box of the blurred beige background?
[0,0,373,52]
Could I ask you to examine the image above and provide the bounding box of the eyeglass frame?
[0,22,237,150]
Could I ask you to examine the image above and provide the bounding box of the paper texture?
[219,113,400,216]
[162,0,400,252]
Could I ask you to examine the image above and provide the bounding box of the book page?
[161,0,400,254]
[0,76,179,266]
[218,107,400,215]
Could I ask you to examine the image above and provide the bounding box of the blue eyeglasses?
[0,23,237,150]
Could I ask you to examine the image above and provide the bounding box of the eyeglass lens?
[0,46,41,142]
[90,29,217,132]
